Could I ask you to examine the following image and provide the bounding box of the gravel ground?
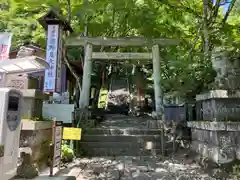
[57,153,217,180]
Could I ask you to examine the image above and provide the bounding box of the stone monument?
[2,45,48,118]
[195,49,240,122]
[211,49,240,91]
[188,49,240,164]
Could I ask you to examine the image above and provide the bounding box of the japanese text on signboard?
[44,25,59,92]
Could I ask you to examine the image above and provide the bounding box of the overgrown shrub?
[61,141,74,163]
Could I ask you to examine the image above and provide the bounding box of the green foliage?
[232,164,240,179]
[61,140,74,163]
[0,0,239,99]
[232,0,240,15]
[21,116,52,121]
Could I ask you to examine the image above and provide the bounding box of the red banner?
[0,33,12,60]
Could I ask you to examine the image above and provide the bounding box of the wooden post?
[152,44,163,119]
[79,43,93,108]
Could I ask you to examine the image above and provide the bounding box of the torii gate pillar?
[152,44,163,119]
[79,43,93,108]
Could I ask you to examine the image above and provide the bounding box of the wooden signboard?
[50,120,63,176]
[0,144,4,157]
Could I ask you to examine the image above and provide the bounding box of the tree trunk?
[202,0,209,61]
[83,0,89,37]
[64,0,82,108]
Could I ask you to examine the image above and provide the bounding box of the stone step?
[34,177,76,180]
[99,124,162,129]
[99,120,163,129]
[101,118,157,122]
[80,147,162,156]
[80,141,162,149]
[83,128,162,135]
[81,135,163,142]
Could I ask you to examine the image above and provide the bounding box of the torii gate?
[66,36,180,118]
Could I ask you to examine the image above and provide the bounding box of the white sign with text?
[44,25,59,92]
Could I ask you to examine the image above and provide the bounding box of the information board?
[62,127,82,140]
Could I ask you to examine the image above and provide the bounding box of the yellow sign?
[62,127,82,140]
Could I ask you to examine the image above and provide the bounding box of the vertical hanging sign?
[0,33,12,60]
[56,27,62,93]
[44,25,59,92]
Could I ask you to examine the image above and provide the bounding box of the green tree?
[0,0,239,100]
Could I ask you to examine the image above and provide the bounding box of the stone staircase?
[80,114,165,156]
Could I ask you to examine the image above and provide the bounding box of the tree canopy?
[0,0,239,99]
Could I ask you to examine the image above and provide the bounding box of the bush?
[61,141,74,163]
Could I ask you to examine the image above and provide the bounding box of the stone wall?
[19,121,52,171]
[197,98,240,121]
[196,90,240,121]
[188,121,240,164]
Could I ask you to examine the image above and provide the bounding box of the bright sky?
[223,1,231,11]
[213,0,231,12]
